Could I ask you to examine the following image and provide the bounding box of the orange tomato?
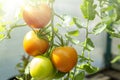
[23,31,49,56]
[51,46,78,72]
[22,4,52,28]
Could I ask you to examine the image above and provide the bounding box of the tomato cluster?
[22,3,78,80]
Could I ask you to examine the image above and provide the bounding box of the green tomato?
[30,56,54,80]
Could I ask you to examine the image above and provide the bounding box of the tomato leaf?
[114,19,120,25]
[25,63,30,75]
[116,7,120,21]
[68,30,79,36]
[74,71,85,80]
[92,23,107,35]
[102,8,117,23]
[0,25,5,32]
[64,77,69,80]
[84,64,99,74]
[83,38,94,51]
[54,27,58,33]
[72,17,83,28]
[118,44,120,49]
[53,71,66,79]
[0,24,5,40]
[79,64,99,74]
[65,34,80,45]
[111,56,120,63]
[110,33,120,38]
[110,0,120,21]
[80,0,97,20]
[56,23,62,27]
[0,34,5,39]
[16,77,24,80]
[71,39,80,45]
[78,55,94,63]
[106,28,120,38]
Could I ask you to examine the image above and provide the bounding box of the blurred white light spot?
[1,0,24,22]
[3,0,24,13]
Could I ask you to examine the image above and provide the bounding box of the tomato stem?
[82,20,89,56]
[6,24,26,39]
[44,0,55,58]
[51,3,55,47]
[54,12,64,21]
[73,66,77,79]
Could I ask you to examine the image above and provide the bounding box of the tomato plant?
[30,56,54,80]
[1,0,120,80]
[51,46,78,72]
[23,30,49,56]
[22,3,52,28]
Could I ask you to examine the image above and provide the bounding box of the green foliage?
[109,0,120,21]
[74,71,85,80]
[16,55,31,80]
[0,34,4,39]
[65,34,80,45]
[0,25,5,32]
[0,25,5,40]
[53,71,66,79]
[98,0,120,38]
[68,30,79,36]
[79,55,94,63]
[111,56,120,63]
[106,29,120,38]
[72,17,83,28]
[80,0,97,20]
[118,44,120,49]
[111,44,120,63]
[92,23,107,35]
[83,38,95,51]
[79,64,99,74]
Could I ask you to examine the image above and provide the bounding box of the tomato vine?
[0,0,120,80]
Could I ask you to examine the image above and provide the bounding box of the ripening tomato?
[22,3,52,28]
[23,31,49,56]
[30,56,54,80]
[51,46,78,72]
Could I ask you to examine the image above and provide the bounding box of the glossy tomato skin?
[30,56,54,80]
[23,4,51,28]
[23,31,49,56]
[51,46,78,72]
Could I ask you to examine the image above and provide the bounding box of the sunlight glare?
[3,0,24,13]
[1,0,24,21]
